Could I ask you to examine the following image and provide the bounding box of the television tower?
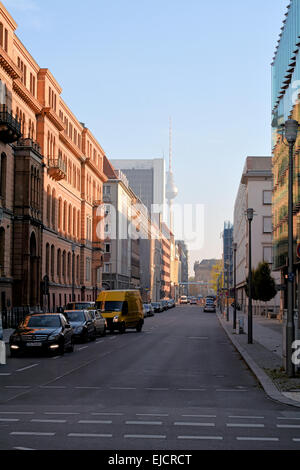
[165,117,178,232]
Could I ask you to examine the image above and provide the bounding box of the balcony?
[0,106,22,143]
[47,157,67,181]
[16,137,41,154]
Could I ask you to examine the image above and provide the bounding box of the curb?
[217,312,300,409]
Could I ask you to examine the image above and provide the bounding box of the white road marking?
[126,421,163,426]
[216,389,248,392]
[16,364,39,372]
[75,386,103,390]
[44,412,80,415]
[0,418,19,422]
[227,423,265,428]
[228,416,265,419]
[78,346,89,351]
[10,432,55,436]
[68,433,112,438]
[136,413,169,417]
[92,412,124,416]
[78,420,112,424]
[0,373,11,376]
[182,414,216,418]
[177,436,223,440]
[30,419,67,423]
[277,424,300,429]
[277,417,300,420]
[0,411,34,415]
[292,438,300,441]
[174,422,215,427]
[124,434,166,439]
[236,437,279,442]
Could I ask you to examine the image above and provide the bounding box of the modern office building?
[223,221,233,289]
[176,240,189,296]
[271,0,300,316]
[233,157,280,314]
[110,158,166,220]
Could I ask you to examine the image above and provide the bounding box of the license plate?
[26,342,42,347]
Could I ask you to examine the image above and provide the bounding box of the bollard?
[238,316,244,335]
[0,341,6,365]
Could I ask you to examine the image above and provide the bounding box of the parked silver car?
[88,310,107,336]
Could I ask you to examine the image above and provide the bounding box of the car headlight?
[48,334,60,341]
[113,315,119,323]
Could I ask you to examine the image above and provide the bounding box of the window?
[104,263,111,274]
[86,258,91,281]
[0,152,6,200]
[104,185,111,195]
[263,216,272,233]
[105,244,110,253]
[263,246,273,264]
[263,190,272,205]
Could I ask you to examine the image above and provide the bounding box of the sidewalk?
[218,307,300,408]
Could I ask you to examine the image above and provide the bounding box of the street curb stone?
[217,312,300,409]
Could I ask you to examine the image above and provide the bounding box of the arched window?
[73,207,76,236]
[46,186,51,226]
[0,152,7,200]
[57,249,61,277]
[0,23,3,48]
[0,228,5,276]
[52,189,56,229]
[68,204,72,234]
[63,201,67,232]
[62,250,66,280]
[58,198,62,230]
[45,243,50,276]
[77,210,80,239]
[76,254,80,282]
[51,245,55,279]
[67,252,71,281]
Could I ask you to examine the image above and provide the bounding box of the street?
[0,305,300,450]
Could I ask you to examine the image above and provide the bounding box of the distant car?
[64,310,97,342]
[190,297,197,305]
[9,313,74,356]
[160,300,169,310]
[65,301,95,311]
[168,299,176,308]
[88,309,107,336]
[204,300,216,313]
[152,302,163,313]
[179,295,188,304]
[143,304,154,317]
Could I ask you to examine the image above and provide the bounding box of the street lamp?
[246,208,254,344]
[233,242,237,332]
[71,243,76,302]
[281,119,300,377]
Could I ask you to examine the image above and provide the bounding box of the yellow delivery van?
[96,290,144,334]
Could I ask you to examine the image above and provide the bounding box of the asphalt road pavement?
[1,305,300,450]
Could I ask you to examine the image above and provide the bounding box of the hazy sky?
[4,0,287,274]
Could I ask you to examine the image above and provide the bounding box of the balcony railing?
[47,157,67,181]
[16,137,41,154]
[0,105,22,143]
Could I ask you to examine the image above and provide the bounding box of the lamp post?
[247,208,254,344]
[284,119,299,377]
[225,260,230,322]
[233,242,237,332]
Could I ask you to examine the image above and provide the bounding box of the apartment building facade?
[233,156,280,313]
[0,2,107,315]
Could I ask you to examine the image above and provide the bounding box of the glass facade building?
[272,0,300,272]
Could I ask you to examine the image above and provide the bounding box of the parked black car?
[9,313,74,356]
[63,310,96,342]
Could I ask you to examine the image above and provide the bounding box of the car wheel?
[91,329,97,341]
[102,326,107,337]
[136,321,143,333]
[68,338,75,353]
[119,322,126,334]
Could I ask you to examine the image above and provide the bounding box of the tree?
[245,262,277,302]
[254,262,277,302]
[210,261,223,294]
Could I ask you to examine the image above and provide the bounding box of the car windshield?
[103,301,123,312]
[64,311,85,322]
[66,302,93,310]
[26,315,61,328]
